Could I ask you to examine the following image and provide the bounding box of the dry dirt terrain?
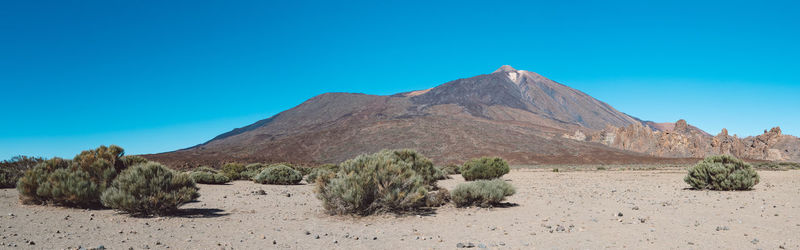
[1,169,798,249]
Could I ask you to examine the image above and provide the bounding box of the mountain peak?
[493,65,517,73]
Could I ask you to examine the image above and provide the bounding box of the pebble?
[715,226,729,231]
[617,212,624,217]
[478,243,487,248]
[751,238,759,244]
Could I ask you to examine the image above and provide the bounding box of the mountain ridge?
[144,66,799,168]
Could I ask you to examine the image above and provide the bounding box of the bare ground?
[1,169,798,249]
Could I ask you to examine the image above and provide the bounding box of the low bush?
[684,155,760,191]
[16,145,137,207]
[438,164,461,175]
[101,162,199,216]
[240,163,267,180]
[425,188,451,207]
[189,171,231,184]
[221,163,246,180]
[291,165,313,176]
[306,164,338,184]
[391,149,439,185]
[451,179,516,207]
[752,161,800,171]
[460,157,510,181]
[315,149,430,215]
[1,156,44,188]
[253,164,303,185]
[194,166,218,173]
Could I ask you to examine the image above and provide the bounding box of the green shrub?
[684,155,760,191]
[391,149,439,185]
[240,163,267,180]
[451,179,516,207]
[194,166,218,173]
[290,165,313,176]
[101,162,199,216]
[315,150,430,215]
[253,165,303,185]
[306,164,339,184]
[438,164,461,175]
[16,145,136,207]
[460,157,510,181]
[752,161,800,171]
[1,156,44,188]
[425,188,451,207]
[189,171,231,184]
[221,163,246,180]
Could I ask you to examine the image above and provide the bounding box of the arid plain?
[2,167,798,249]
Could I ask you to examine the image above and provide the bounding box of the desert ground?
[1,168,798,249]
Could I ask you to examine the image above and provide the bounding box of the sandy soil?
[1,169,799,249]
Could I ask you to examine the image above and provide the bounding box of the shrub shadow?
[492,202,519,208]
[169,208,230,218]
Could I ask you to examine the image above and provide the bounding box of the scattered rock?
[632,206,639,210]
[617,212,623,217]
[478,243,487,248]
[715,226,729,231]
[457,242,476,248]
[751,238,759,244]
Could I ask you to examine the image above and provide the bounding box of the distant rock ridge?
[567,120,799,162]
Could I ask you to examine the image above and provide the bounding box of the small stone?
[286,193,292,197]
[751,238,759,244]
[29,241,35,245]
[467,242,475,248]
[305,231,311,235]
[333,240,338,244]
[715,226,729,231]
[556,225,566,232]
[373,237,377,240]
[632,206,639,210]
[617,212,623,217]
[315,235,320,239]
[478,243,487,248]
[457,243,465,248]
[272,240,276,244]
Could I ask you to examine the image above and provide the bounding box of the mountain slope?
[146,66,800,168]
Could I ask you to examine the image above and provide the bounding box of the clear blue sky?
[1,0,798,160]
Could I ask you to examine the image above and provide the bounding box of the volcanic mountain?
[144,66,798,168]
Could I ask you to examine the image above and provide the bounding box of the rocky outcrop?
[579,121,800,162]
